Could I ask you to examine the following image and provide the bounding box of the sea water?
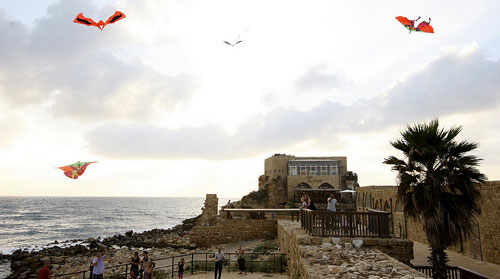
[0,196,233,278]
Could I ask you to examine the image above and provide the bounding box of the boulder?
[352,239,364,248]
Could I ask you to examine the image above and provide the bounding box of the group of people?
[299,193,338,211]
[214,245,247,279]
[129,251,154,279]
[39,245,249,279]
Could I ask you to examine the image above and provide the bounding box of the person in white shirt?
[92,246,109,279]
[214,247,225,279]
[327,193,337,212]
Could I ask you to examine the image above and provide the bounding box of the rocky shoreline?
[3,215,201,279]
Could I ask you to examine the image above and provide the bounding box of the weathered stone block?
[377,239,388,246]
[311,237,323,245]
[364,239,378,246]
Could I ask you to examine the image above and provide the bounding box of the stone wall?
[356,181,500,265]
[477,181,500,264]
[190,219,277,247]
[277,220,425,279]
[197,194,218,226]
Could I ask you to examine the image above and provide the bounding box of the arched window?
[365,194,372,208]
[395,199,403,212]
[374,200,380,210]
[296,182,312,189]
[383,201,391,212]
[318,183,334,189]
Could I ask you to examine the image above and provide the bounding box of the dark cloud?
[85,47,500,160]
[0,1,197,121]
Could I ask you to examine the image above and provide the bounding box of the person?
[178,257,185,279]
[300,197,307,209]
[143,261,154,279]
[327,193,337,212]
[140,251,150,279]
[214,246,224,279]
[236,245,246,275]
[92,246,109,279]
[302,194,316,210]
[130,251,140,279]
[38,260,51,279]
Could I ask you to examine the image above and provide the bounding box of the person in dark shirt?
[38,260,51,279]
[178,257,185,279]
[130,252,140,279]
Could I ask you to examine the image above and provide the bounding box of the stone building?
[356,181,500,265]
[259,154,358,207]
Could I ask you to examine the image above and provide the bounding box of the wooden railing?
[411,265,490,279]
[221,208,301,221]
[300,209,391,237]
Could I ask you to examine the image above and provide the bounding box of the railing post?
[82,270,86,279]
[273,253,276,273]
[125,263,128,278]
[349,213,353,237]
[172,256,175,278]
[280,254,283,274]
[191,253,194,275]
[90,265,93,279]
[250,253,253,273]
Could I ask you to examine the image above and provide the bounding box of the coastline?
[2,214,201,279]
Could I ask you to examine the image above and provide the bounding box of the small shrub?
[246,189,268,202]
[253,240,278,255]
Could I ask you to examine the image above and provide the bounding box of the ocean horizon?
[0,196,234,254]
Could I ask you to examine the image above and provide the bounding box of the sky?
[0,0,499,198]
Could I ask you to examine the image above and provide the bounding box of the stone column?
[200,194,218,225]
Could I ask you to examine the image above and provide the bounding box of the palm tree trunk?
[428,244,449,279]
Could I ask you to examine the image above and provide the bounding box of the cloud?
[85,44,500,160]
[0,1,197,121]
[294,64,342,92]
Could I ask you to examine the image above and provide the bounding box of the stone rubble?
[278,220,428,279]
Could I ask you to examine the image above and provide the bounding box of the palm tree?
[383,119,486,279]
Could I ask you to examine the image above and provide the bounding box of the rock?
[125,230,133,237]
[352,239,363,248]
[332,238,341,245]
[344,243,353,249]
[335,244,342,249]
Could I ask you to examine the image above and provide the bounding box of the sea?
[0,196,233,278]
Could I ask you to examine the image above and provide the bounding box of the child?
[178,258,184,279]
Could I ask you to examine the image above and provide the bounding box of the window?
[309,165,317,175]
[299,165,307,175]
[330,165,338,175]
[320,165,327,175]
[289,165,297,175]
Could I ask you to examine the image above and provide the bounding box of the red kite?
[396,16,434,34]
[73,11,126,30]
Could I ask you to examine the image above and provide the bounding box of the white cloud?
[294,64,342,92]
[0,0,197,121]
[85,45,500,160]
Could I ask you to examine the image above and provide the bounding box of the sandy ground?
[411,240,500,279]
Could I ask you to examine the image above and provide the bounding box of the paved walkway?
[182,272,288,278]
[411,241,500,279]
